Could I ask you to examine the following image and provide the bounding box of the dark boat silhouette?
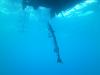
[22,0,85,17]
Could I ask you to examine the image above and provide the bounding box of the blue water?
[0,0,100,75]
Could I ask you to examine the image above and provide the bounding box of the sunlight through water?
[57,0,98,17]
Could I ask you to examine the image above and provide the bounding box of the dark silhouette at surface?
[22,0,85,17]
[22,0,85,63]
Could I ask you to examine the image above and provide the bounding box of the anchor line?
[48,23,63,63]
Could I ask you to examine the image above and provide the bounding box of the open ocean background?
[0,0,100,75]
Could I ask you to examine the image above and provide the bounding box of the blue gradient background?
[0,0,100,75]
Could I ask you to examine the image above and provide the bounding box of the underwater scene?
[0,0,100,75]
